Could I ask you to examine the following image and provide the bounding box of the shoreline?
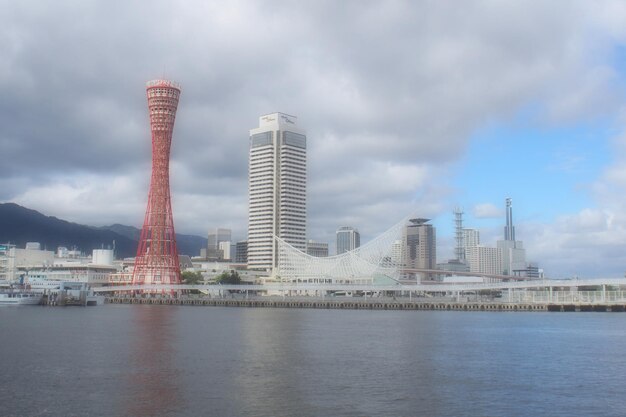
[103,296,626,312]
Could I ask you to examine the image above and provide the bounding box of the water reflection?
[235,309,308,416]
[125,306,181,417]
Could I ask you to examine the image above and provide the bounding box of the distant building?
[391,240,403,266]
[207,228,231,260]
[498,198,525,275]
[336,226,360,255]
[466,246,502,276]
[248,113,307,271]
[235,240,248,264]
[25,242,41,251]
[7,244,55,281]
[92,249,114,266]
[218,241,232,261]
[436,259,470,280]
[403,218,436,280]
[497,240,526,276]
[525,262,541,279]
[306,240,329,257]
[462,228,480,248]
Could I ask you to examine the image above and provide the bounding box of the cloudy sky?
[2,1,626,278]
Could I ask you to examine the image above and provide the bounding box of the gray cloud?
[2,1,626,274]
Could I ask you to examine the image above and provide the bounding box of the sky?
[2,1,626,278]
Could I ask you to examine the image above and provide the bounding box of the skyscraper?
[306,240,329,257]
[403,218,436,280]
[248,113,307,271]
[336,226,360,255]
[207,228,231,260]
[235,240,248,264]
[132,80,182,286]
[462,228,480,248]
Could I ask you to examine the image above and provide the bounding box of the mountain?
[0,203,207,258]
[96,224,207,257]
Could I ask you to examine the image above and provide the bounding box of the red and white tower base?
[132,80,182,286]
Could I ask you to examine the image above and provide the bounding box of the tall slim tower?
[248,113,307,271]
[132,80,182,286]
[504,197,515,241]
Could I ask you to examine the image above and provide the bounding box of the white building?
[462,228,480,248]
[466,245,502,276]
[92,249,115,266]
[0,245,55,281]
[207,228,231,260]
[497,240,526,276]
[27,265,117,287]
[218,241,232,261]
[248,113,307,272]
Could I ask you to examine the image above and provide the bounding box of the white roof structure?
[275,214,415,284]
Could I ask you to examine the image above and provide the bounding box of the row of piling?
[102,297,626,311]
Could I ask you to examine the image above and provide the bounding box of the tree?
[181,270,203,285]
[215,270,242,285]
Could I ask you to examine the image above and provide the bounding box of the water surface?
[1,305,624,416]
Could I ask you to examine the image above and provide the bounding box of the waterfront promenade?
[94,278,626,312]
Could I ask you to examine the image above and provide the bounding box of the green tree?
[215,270,242,285]
[181,270,203,285]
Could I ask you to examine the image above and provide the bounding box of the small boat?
[0,292,43,306]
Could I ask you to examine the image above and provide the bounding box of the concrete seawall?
[104,297,626,312]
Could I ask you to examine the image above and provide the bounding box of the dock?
[102,296,626,312]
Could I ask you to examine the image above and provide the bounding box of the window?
[251,132,273,148]
[283,131,306,149]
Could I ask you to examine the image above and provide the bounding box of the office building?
[235,241,248,264]
[208,228,232,260]
[248,113,307,271]
[336,226,360,255]
[218,241,232,261]
[403,218,436,280]
[466,245,502,276]
[306,240,329,257]
[463,228,480,248]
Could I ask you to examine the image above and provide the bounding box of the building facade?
[248,113,307,271]
[466,245,502,276]
[306,240,329,257]
[207,228,232,260]
[235,240,248,264]
[402,218,436,280]
[462,228,480,248]
[336,226,360,255]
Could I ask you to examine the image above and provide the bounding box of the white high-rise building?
[207,228,231,260]
[462,228,480,248]
[466,245,502,276]
[248,113,307,271]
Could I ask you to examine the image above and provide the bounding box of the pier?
[93,278,626,312]
[103,295,626,312]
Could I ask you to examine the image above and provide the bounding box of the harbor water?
[1,305,625,417]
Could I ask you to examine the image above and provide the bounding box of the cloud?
[519,128,626,278]
[1,1,626,273]
[472,203,502,219]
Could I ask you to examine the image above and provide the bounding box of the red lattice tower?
[132,80,182,287]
